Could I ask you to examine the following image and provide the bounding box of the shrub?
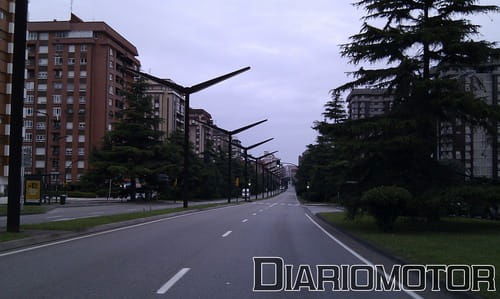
[361,186,412,232]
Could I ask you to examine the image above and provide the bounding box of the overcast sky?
[28,0,500,164]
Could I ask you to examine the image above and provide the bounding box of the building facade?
[145,78,185,139]
[24,14,140,183]
[189,108,212,157]
[0,0,14,193]
[346,89,393,120]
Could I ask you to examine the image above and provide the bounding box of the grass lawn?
[0,205,47,216]
[0,232,29,242]
[320,212,500,299]
[22,203,225,232]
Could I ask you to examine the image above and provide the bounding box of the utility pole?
[7,0,28,232]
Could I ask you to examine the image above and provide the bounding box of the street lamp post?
[7,0,28,232]
[248,151,278,200]
[127,67,251,208]
[193,119,268,203]
[231,138,273,201]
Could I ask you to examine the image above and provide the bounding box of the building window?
[79,96,86,104]
[35,161,45,168]
[65,148,72,156]
[54,56,63,65]
[53,107,61,117]
[109,86,114,95]
[108,99,112,106]
[68,45,75,53]
[53,95,62,104]
[24,120,33,129]
[54,70,63,79]
[109,74,113,81]
[67,84,74,92]
[39,32,49,40]
[68,58,76,65]
[55,44,64,52]
[24,133,33,142]
[109,48,114,56]
[109,61,114,69]
[38,71,48,79]
[55,31,68,38]
[37,84,47,91]
[37,97,47,104]
[67,96,74,104]
[66,122,73,129]
[39,46,48,54]
[80,70,87,78]
[68,71,75,78]
[26,82,34,90]
[38,58,48,66]
[78,122,85,130]
[81,45,88,52]
[26,95,35,103]
[80,58,87,65]
[54,82,63,89]
[28,32,38,40]
[78,135,85,143]
[66,135,73,142]
[36,122,45,130]
[36,135,46,142]
[25,107,33,116]
[35,148,45,156]
[79,84,87,92]
[78,148,85,156]
[77,161,85,169]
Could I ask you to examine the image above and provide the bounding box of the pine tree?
[85,79,164,200]
[332,0,500,191]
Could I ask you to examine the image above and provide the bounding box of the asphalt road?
[0,189,441,298]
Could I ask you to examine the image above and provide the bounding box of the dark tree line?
[296,0,500,229]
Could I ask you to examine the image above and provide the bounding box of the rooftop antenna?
[70,0,74,14]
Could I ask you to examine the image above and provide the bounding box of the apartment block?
[346,89,393,120]
[24,14,140,183]
[0,0,14,193]
[189,108,212,157]
[145,78,185,138]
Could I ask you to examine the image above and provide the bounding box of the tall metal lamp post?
[127,67,251,208]
[231,138,273,201]
[193,119,268,203]
[249,151,278,200]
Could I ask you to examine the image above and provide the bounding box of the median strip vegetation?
[320,212,500,299]
[0,205,47,216]
[21,203,225,232]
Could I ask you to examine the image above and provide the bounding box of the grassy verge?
[22,203,225,232]
[320,212,500,299]
[0,205,47,216]
[0,232,29,242]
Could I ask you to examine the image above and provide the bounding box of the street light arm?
[126,68,188,94]
[246,138,273,151]
[192,118,230,135]
[231,119,267,135]
[187,66,251,94]
[256,151,279,160]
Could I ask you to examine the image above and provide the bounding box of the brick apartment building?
[346,89,393,120]
[0,0,14,193]
[23,14,140,184]
[145,78,185,139]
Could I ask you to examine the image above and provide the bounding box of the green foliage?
[361,186,412,231]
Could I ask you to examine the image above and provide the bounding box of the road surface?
[0,188,439,298]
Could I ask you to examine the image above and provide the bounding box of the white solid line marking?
[305,214,422,299]
[269,203,278,208]
[156,268,190,294]
[252,213,257,216]
[242,219,248,223]
[222,231,232,238]
[0,205,242,258]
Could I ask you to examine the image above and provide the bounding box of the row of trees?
[77,79,267,201]
[296,0,500,230]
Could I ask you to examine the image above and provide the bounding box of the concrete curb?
[0,203,235,254]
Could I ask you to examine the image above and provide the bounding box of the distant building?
[189,108,212,157]
[145,78,185,139]
[0,0,15,193]
[346,89,393,120]
[231,137,243,159]
[24,14,140,183]
[437,63,500,179]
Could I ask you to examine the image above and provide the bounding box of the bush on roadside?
[361,186,412,232]
[67,191,97,198]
